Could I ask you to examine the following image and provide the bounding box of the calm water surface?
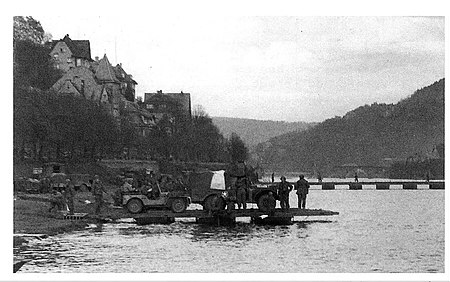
[15,190,444,273]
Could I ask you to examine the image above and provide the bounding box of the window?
[67,58,72,63]
[61,48,64,52]
[53,54,59,59]
[146,104,154,110]
[76,58,82,67]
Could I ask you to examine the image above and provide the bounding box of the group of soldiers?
[225,176,252,211]
[121,171,186,200]
[48,175,107,215]
[225,174,311,212]
[277,175,310,211]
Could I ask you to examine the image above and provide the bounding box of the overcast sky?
[36,16,444,122]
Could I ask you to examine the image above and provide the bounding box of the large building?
[143,91,191,123]
[49,34,92,71]
[51,54,145,133]
[50,34,192,139]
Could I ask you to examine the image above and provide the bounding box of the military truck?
[185,162,279,211]
[48,172,92,191]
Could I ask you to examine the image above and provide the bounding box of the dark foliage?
[14,40,63,90]
[13,89,119,162]
[228,132,249,163]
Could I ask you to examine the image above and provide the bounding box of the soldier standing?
[92,175,107,214]
[226,184,237,212]
[236,177,247,210]
[65,178,76,215]
[48,190,64,212]
[295,175,310,209]
[277,176,292,211]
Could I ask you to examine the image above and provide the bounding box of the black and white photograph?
[4,0,449,280]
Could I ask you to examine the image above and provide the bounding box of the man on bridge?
[277,176,292,211]
[295,175,310,209]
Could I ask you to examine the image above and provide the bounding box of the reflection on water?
[14,190,444,273]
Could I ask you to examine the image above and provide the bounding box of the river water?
[14,189,444,273]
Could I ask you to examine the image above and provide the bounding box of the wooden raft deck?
[132,208,339,225]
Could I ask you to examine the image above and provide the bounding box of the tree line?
[255,79,445,178]
[13,16,248,164]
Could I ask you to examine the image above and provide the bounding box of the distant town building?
[114,63,137,102]
[49,34,190,139]
[51,54,147,134]
[49,34,92,71]
[143,90,191,123]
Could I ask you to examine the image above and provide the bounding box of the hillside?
[254,79,445,175]
[211,117,314,148]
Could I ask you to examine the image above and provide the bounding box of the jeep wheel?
[203,195,226,211]
[257,194,275,212]
[171,198,187,213]
[126,198,144,214]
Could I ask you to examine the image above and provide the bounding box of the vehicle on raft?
[184,162,279,212]
[123,190,191,214]
[120,162,279,214]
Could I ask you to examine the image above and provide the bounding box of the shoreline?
[13,192,127,246]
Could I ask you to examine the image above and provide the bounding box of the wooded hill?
[212,117,314,148]
[254,79,445,174]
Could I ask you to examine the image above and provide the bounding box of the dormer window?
[53,54,59,59]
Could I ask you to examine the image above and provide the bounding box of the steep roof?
[114,64,138,85]
[95,54,120,83]
[52,34,92,60]
[57,80,81,96]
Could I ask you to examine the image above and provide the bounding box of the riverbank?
[14,191,127,240]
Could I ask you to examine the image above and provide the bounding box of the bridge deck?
[260,180,444,186]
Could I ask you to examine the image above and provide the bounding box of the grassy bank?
[14,189,128,236]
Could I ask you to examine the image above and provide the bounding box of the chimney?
[157,90,163,94]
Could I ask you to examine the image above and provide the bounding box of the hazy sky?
[36,16,444,122]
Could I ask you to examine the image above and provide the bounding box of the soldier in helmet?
[48,189,64,212]
[92,175,107,214]
[64,178,76,215]
[236,177,247,210]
